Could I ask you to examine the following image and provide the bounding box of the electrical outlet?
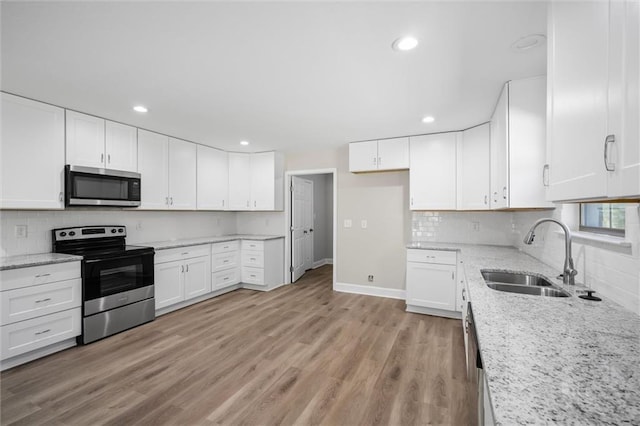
[368,275,374,282]
[361,220,367,229]
[136,221,143,230]
[472,221,480,232]
[344,219,352,228]
[15,225,27,238]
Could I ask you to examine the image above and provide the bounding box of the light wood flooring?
[1,265,473,425]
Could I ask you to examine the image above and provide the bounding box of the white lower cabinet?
[0,261,81,367]
[406,249,458,317]
[211,241,240,290]
[154,245,211,310]
[241,239,284,287]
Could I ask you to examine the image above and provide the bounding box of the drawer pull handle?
[224,277,229,281]
[181,252,189,255]
[223,246,229,249]
[35,298,52,303]
[35,329,51,336]
[118,297,129,303]
[250,274,256,278]
[223,260,229,263]
[35,273,51,278]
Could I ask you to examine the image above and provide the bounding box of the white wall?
[0,210,236,256]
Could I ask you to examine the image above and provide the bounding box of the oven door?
[83,251,154,315]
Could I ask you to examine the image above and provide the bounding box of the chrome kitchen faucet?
[523,218,577,285]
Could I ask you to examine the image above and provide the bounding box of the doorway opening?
[284,169,337,287]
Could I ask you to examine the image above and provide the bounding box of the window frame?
[579,203,626,237]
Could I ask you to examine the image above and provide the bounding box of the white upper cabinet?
[168,138,197,210]
[228,153,252,210]
[65,111,105,168]
[410,132,458,210]
[105,121,137,172]
[547,0,639,201]
[1,93,65,209]
[491,77,552,209]
[229,151,284,211]
[458,123,490,210]
[137,130,170,210]
[66,111,137,172]
[349,137,409,172]
[196,145,228,210]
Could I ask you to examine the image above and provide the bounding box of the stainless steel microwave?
[65,165,141,207]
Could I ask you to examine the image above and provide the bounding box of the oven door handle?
[84,253,152,264]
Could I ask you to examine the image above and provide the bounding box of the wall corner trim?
[334,282,406,300]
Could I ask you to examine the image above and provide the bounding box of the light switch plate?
[15,225,27,238]
[361,220,367,229]
[344,219,352,228]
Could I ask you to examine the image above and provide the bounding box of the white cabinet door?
[184,256,211,300]
[168,138,197,210]
[547,1,609,201]
[509,77,554,208]
[607,0,640,198]
[105,121,137,172]
[228,152,251,210]
[197,145,228,210]
[409,133,458,210]
[65,110,105,168]
[1,93,65,209]
[406,262,457,311]
[490,84,509,209]
[377,137,409,171]
[137,129,169,210]
[251,152,276,210]
[349,141,378,172]
[458,124,490,210]
[154,260,184,309]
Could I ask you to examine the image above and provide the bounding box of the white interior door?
[291,176,313,282]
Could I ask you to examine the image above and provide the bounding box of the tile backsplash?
[412,210,515,246]
[0,210,237,257]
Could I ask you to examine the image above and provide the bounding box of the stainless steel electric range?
[52,225,155,344]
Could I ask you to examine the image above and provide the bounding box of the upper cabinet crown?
[491,76,553,209]
[1,93,65,209]
[547,0,639,201]
[66,111,137,172]
[349,137,409,172]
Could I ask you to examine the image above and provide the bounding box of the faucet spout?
[523,218,577,285]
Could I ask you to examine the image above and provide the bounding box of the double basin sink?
[482,270,571,298]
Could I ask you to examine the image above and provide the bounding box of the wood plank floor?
[1,266,473,425]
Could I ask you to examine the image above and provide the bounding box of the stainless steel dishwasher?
[467,304,484,426]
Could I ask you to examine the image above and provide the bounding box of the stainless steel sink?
[481,270,553,287]
[486,282,571,297]
[481,269,571,298]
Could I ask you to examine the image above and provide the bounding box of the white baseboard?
[312,258,334,269]
[334,282,406,300]
[1,338,77,371]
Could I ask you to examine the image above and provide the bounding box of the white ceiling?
[1,1,547,154]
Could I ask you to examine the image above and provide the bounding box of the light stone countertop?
[408,242,640,425]
[145,234,285,250]
[0,253,83,271]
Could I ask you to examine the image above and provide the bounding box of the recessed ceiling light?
[511,34,546,52]
[240,140,249,146]
[422,116,435,123]
[133,105,148,113]
[392,36,418,52]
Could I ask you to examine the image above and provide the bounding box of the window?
[580,203,626,237]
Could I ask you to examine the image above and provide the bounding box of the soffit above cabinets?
[1,2,546,153]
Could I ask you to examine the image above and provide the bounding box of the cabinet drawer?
[1,307,81,361]
[0,262,81,292]
[241,251,264,268]
[211,240,239,254]
[407,249,457,265]
[212,251,239,272]
[241,240,264,251]
[155,244,211,263]
[213,269,240,290]
[242,267,264,285]
[1,279,81,326]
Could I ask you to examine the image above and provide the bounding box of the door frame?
[284,168,337,288]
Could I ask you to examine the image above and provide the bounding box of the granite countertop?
[0,253,83,271]
[408,242,640,424]
[145,234,285,250]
